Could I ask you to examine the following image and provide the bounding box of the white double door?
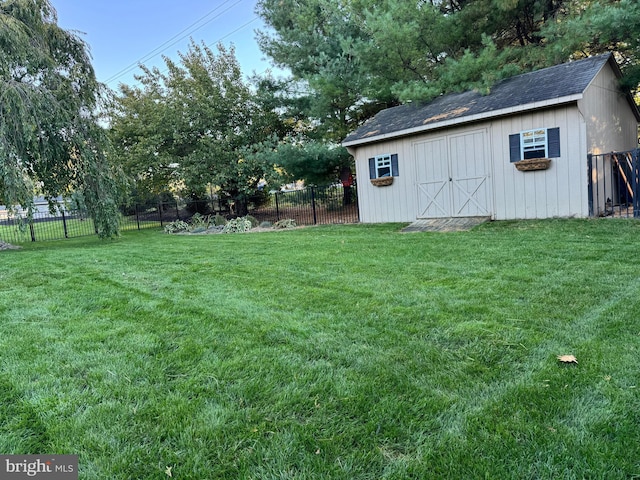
[415,130,492,218]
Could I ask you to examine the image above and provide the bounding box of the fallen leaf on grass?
[557,354,578,364]
[165,466,173,477]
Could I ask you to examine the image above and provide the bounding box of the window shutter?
[391,154,399,177]
[509,134,521,163]
[547,127,560,158]
[368,158,376,179]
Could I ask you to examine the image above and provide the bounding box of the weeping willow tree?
[0,0,120,238]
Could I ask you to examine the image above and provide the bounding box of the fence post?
[631,148,640,218]
[62,210,68,238]
[135,204,141,230]
[587,154,594,217]
[158,203,164,227]
[311,186,318,225]
[355,183,360,222]
[275,192,280,221]
[176,200,180,220]
[30,222,36,242]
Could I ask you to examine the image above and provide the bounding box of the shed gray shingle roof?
[343,54,626,146]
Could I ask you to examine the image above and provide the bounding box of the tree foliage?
[110,42,285,205]
[0,0,120,237]
[541,0,640,90]
[245,137,352,186]
[257,0,640,139]
[256,0,399,143]
[242,74,353,185]
[409,0,640,99]
[272,141,352,186]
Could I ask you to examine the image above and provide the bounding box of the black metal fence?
[245,184,358,226]
[0,184,359,244]
[0,209,99,244]
[588,149,640,218]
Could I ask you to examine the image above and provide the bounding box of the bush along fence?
[0,184,359,244]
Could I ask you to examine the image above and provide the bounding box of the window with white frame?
[509,127,561,162]
[521,128,548,159]
[368,153,399,179]
[376,154,392,177]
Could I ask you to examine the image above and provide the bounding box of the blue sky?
[52,0,282,89]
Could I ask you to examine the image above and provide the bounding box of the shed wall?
[489,105,589,219]
[353,138,419,223]
[579,65,639,154]
[579,66,639,216]
[353,107,589,222]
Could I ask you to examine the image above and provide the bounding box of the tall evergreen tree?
[541,0,640,90]
[257,0,399,143]
[257,0,640,137]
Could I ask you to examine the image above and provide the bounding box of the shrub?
[190,213,210,228]
[213,214,227,226]
[274,219,297,229]
[247,189,271,209]
[222,217,253,233]
[245,215,259,228]
[164,220,189,234]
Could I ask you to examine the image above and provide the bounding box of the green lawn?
[1,220,640,479]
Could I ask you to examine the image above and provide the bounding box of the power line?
[105,0,245,86]
[143,16,262,79]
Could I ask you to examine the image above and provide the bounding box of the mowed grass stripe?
[0,220,639,478]
[416,273,640,478]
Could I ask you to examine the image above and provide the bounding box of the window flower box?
[370,176,394,186]
[514,158,551,171]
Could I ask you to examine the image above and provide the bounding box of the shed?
[342,54,640,222]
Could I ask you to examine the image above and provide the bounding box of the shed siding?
[354,139,418,223]
[355,107,589,222]
[490,105,588,219]
[579,66,638,216]
[579,66,639,154]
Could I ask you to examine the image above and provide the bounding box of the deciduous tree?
[0,0,120,237]
[110,42,285,210]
